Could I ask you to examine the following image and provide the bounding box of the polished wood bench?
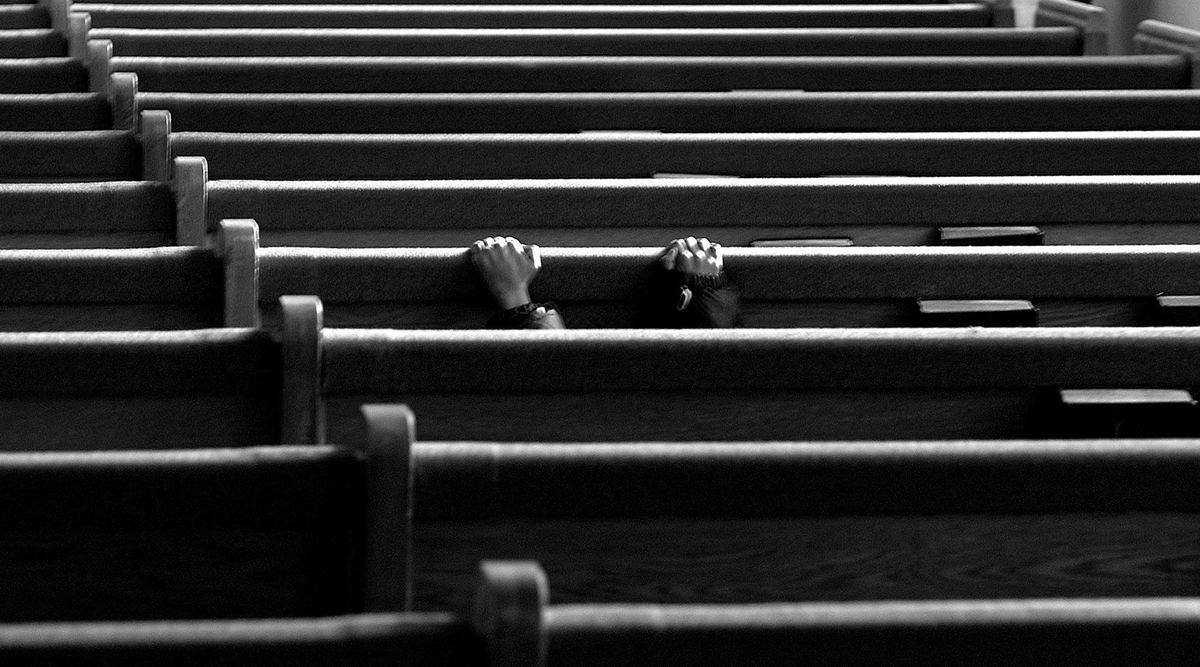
[177,169,1200,247]
[275,299,1200,442]
[365,406,1200,609]
[167,130,1200,179]
[75,3,998,29]
[0,438,405,621]
[248,241,1200,328]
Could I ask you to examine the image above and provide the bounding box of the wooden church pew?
[0,93,110,130]
[0,58,84,93]
[0,436,406,621]
[87,26,1088,58]
[0,328,281,450]
[0,4,49,30]
[120,89,1200,133]
[0,245,247,331]
[179,169,1200,247]
[0,131,139,181]
[75,3,998,29]
[252,242,1200,329]
[111,54,1192,93]
[0,613,480,666]
[171,130,1200,179]
[368,406,1200,609]
[0,29,63,57]
[0,180,174,247]
[278,298,1200,443]
[473,562,1200,666]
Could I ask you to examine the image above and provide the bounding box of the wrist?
[493,287,532,310]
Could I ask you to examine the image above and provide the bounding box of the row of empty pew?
[9,0,1200,663]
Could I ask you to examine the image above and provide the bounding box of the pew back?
[257,245,1200,328]
[307,322,1200,444]
[0,445,368,620]
[399,430,1200,607]
[0,329,280,450]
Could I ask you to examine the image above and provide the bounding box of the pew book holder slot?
[751,238,853,248]
[939,226,1044,246]
[1050,388,1198,438]
[916,299,1037,327]
[1156,295,1200,325]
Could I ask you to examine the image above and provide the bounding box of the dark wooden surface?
[182,129,1200,179]
[412,514,1200,609]
[96,27,1083,58]
[81,5,995,29]
[0,446,365,621]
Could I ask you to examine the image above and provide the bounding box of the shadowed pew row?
[0,30,63,57]
[74,4,998,29]
[9,571,1198,666]
[0,181,174,247]
[250,242,1200,328]
[276,299,1200,443]
[116,90,1200,133]
[180,171,1200,247]
[0,4,49,30]
[85,27,1089,57]
[106,55,1194,93]
[370,408,1200,608]
[0,435,405,621]
[167,130,1200,179]
[0,233,256,330]
[0,613,481,666]
[8,170,1200,249]
[0,58,84,93]
[477,562,1200,667]
[0,131,139,181]
[0,93,110,131]
[0,329,283,449]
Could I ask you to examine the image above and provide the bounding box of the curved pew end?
[216,218,260,328]
[473,561,549,667]
[1036,0,1108,55]
[172,155,207,245]
[85,39,111,95]
[66,11,88,60]
[1136,20,1200,89]
[281,294,324,445]
[360,404,416,613]
[139,109,170,182]
[109,72,137,132]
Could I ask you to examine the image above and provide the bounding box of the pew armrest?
[1036,0,1108,55]
[1135,20,1200,89]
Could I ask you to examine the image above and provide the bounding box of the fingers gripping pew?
[367,405,1200,616]
[249,242,1200,328]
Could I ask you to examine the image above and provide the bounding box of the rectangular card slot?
[1156,295,1200,325]
[1052,388,1198,438]
[750,238,853,248]
[916,299,1037,327]
[939,226,1044,246]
